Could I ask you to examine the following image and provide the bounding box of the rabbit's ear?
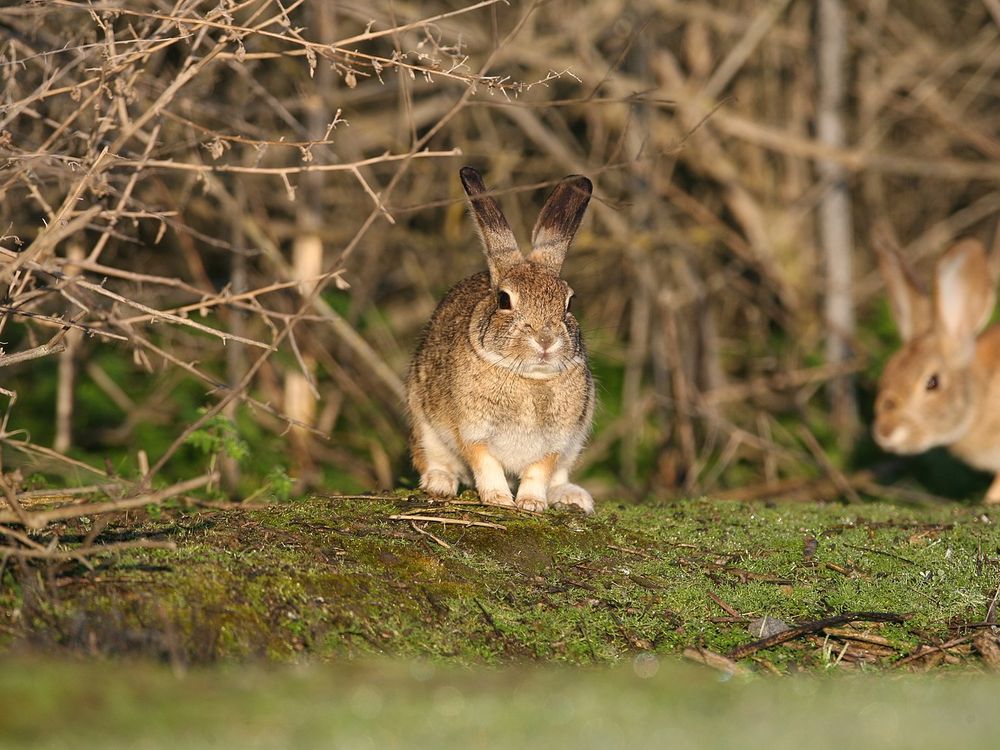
[528,175,592,272]
[459,167,522,282]
[875,240,930,342]
[935,238,996,360]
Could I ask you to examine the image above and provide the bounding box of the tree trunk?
[54,243,84,455]
[817,0,858,448]
[283,3,337,490]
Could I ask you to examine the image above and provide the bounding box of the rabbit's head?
[459,167,592,379]
[873,239,996,454]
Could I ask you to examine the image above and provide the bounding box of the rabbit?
[406,167,596,514]
[873,237,1000,502]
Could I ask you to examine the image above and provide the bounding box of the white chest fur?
[479,425,571,475]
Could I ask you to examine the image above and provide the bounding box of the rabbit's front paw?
[479,488,516,508]
[515,493,548,514]
[421,469,458,498]
[986,475,1000,504]
[549,483,594,514]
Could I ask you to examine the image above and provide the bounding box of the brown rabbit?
[406,167,595,513]
[873,238,1000,502]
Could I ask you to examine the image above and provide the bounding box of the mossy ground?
[3,493,999,670]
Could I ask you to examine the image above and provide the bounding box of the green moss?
[3,495,999,671]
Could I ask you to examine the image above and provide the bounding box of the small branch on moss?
[321,493,418,501]
[729,611,911,661]
[683,647,749,677]
[842,543,917,565]
[706,590,742,619]
[473,598,504,639]
[405,505,509,520]
[0,474,216,528]
[410,521,452,549]
[388,514,506,530]
[607,543,653,560]
[893,635,975,669]
[0,538,177,560]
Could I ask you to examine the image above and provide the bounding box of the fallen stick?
[893,636,974,669]
[707,589,742,618]
[410,521,452,549]
[0,539,177,560]
[0,474,215,528]
[388,514,506,530]
[729,611,910,660]
[683,647,749,677]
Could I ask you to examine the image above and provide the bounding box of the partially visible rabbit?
[406,167,595,513]
[873,237,1000,502]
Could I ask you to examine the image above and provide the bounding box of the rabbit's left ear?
[528,175,592,272]
[460,167,523,283]
[874,240,930,343]
[935,238,996,361]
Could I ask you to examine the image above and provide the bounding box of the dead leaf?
[748,615,790,639]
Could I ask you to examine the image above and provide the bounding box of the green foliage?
[265,467,295,502]
[186,412,250,464]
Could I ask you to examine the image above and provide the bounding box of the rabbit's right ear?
[459,167,522,283]
[874,241,930,342]
[528,175,592,273]
[934,238,996,361]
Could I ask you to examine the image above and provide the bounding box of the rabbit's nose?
[536,330,556,351]
[875,419,893,440]
[879,395,898,412]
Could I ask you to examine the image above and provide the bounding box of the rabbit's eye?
[925,373,939,391]
[497,290,513,310]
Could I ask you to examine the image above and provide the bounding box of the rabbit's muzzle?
[873,397,929,455]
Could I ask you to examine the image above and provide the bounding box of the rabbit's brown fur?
[874,238,1000,502]
[406,168,595,513]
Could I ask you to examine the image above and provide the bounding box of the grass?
[4,657,1000,749]
[3,493,999,669]
[5,493,1000,747]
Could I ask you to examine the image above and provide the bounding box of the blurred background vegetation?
[2,0,999,505]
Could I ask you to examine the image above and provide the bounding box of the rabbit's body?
[948,327,1000,474]
[407,169,596,513]
[409,271,594,476]
[873,238,1000,502]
